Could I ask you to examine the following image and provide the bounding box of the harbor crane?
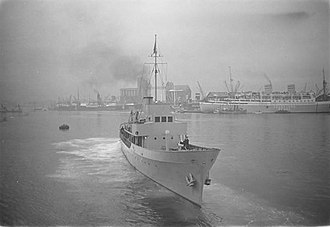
[197,81,205,100]
[301,82,307,93]
[315,84,320,95]
[263,73,272,87]
[315,69,328,98]
[224,66,241,96]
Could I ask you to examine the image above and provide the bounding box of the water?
[1,110,329,225]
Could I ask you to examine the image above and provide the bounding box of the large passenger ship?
[119,35,220,206]
[200,71,330,114]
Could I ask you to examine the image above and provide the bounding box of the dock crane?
[315,83,322,97]
[315,68,328,99]
[224,80,230,93]
[301,82,307,93]
[197,81,205,100]
[263,73,272,88]
[224,66,241,97]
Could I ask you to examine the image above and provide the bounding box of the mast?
[323,68,327,100]
[152,34,160,101]
[145,34,166,102]
[77,87,80,104]
[229,66,233,94]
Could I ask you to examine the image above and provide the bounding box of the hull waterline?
[200,101,330,113]
[120,139,220,206]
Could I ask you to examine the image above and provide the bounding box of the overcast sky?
[0,0,329,103]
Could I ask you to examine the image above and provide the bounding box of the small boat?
[214,106,247,114]
[275,109,290,114]
[59,124,69,130]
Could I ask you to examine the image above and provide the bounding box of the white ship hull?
[119,35,220,207]
[200,101,330,113]
[120,139,219,206]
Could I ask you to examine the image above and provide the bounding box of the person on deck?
[183,136,189,150]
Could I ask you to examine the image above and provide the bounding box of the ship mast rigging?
[145,34,167,102]
[224,66,240,97]
[152,34,160,101]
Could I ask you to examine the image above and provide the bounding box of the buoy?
[59,124,69,130]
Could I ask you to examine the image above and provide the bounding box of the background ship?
[0,104,22,113]
[54,92,140,111]
[200,68,330,114]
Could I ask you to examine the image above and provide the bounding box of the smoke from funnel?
[71,42,143,90]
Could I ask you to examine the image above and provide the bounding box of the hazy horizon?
[0,0,329,104]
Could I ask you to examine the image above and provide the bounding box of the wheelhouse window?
[161,116,167,122]
[155,116,160,122]
[168,116,173,122]
[137,136,142,146]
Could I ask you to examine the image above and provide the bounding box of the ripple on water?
[203,182,310,226]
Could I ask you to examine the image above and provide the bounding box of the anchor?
[185,173,196,187]
[204,178,211,185]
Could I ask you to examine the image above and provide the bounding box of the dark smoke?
[70,42,143,89]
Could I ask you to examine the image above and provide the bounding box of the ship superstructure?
[119,35,220,206]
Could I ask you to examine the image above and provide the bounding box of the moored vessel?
[119,35,220,206]
[200,69,330,114]
[213,105,247,114]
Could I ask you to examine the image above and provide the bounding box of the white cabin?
[121,97,189,151]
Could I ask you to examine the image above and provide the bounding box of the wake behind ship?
[119,35,220,206]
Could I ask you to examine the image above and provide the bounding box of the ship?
[119,35,220,206]
[200,68,330,114]
[54,92,139,111]
[213,105,247,114]
[0,104,23,113]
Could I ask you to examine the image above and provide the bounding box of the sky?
[0,0,329,103]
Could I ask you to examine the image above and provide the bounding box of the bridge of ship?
[120,97,208,152]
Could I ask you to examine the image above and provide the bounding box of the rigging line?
[148,64,153,84]
[141,64,146,79]
[165,63,168,83]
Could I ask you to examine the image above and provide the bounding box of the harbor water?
[0,110,329,226]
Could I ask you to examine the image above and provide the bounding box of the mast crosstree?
[145,34,167,102]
